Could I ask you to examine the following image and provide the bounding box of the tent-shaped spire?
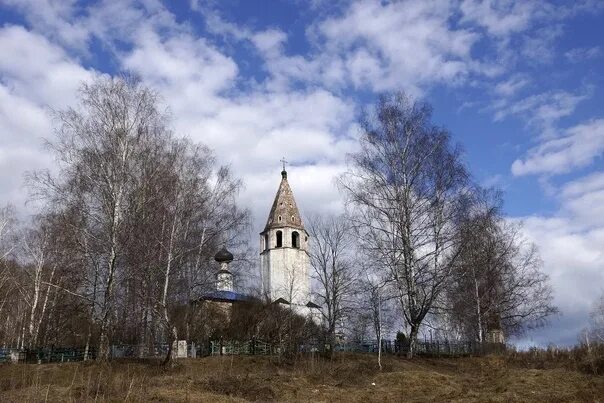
[263,169,305,232]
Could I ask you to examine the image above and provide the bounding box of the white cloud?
[561,171,604,199]
[565,46,602,63]
[0,0,90,50]
[251,29,287,57]
[494,75,530,97]
[0,25,96,211]
[559,172,604,228]
[516,183,604,345]
[122,27,238,102]
[312,0,482,92]
[493,89,588,139]
[0,25,94,106]
[460,0,540,37]
[198,0,492,94]
[511,119,604,176]
[520,24,563,64]
[459,1,600,71]
[521,217,604,308]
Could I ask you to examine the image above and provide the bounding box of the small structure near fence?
[0,349,25,364]
[109,341,198,359]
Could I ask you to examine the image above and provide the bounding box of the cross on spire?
[280,157,288,172]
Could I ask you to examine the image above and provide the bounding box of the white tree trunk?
[377,288,382,371]
[472,266,483,343]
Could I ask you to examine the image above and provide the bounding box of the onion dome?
[214,247,234,263]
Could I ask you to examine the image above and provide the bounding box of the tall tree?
[339,92,469,357]
[446,189,557,341]
[307,214,357,356]
[588,292,604,343]
[0,204,21,347]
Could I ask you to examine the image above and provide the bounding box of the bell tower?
[259,167,310,306]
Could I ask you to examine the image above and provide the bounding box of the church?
[202,166,318,316]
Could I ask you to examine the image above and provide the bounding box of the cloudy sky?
[0,0,603,346]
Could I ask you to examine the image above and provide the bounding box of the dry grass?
[0,353,602,402]
[506,344,604,375]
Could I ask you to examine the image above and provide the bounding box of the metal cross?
[280,157,288,171]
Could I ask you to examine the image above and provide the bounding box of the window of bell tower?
[292,231,300,249]
[276,230,283,247]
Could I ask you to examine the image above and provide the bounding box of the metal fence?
[334,340,394,354]
[0,347,95,364]
[409,340,506,357]
[207,339,506,357]
[0,339,505,363]
[28,347,95,363]
[109,342,206,359]
[209,339,280,356]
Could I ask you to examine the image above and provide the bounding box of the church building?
[198,166,318,320]
[259,168,316,312]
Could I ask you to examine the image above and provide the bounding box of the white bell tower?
[259,168,311,307]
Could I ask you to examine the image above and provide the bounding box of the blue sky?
[0,0,603,346]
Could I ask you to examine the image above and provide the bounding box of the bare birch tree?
[362,276,390,369]
[307,214,357,356]
[339,92,469,357]
[446,189,557,341]
[588,293,604,343]
[0,205,19,345]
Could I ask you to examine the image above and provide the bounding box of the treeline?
[0,78,250,360]
[0,78,558,361]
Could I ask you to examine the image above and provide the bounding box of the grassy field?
[0,353,603,402]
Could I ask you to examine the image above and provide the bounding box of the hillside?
[1,354,602,402]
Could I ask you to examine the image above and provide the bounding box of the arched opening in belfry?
[292,231,300,249]
[264,233,269,250]
[276,230,283,248]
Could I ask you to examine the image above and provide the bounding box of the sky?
[0,0,603,347]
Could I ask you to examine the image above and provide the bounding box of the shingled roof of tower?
[262,169,306,233]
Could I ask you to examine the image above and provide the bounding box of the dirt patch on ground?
[0,354,602,402]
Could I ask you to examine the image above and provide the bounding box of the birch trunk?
[161,210,179,365]
[473,266,483,343]
[377,288,382,370]
[33,266,56,346]
[98,153,127,361]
